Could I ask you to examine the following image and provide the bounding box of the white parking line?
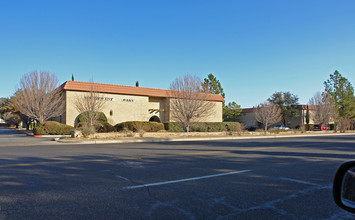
[115,175,130,181]
[123,170,251,190]
[278,177,320,186]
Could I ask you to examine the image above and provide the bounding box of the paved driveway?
[0,127,55,147]
[0,132,355,219]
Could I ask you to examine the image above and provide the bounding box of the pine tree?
[202,73,225,98]
[324,70,355,122]
[268,91,299,126]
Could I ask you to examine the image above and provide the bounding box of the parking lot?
[0,128,354,219]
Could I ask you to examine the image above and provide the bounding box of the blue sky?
[1,0,355,107]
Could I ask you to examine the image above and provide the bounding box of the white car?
[272,125,290,130]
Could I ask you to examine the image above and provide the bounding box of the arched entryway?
[149,116,161,123]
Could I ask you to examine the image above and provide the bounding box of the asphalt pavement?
[0,127,354,219]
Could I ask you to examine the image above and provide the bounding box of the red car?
[313,125,329,131]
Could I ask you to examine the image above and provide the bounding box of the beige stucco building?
[56,81,224,127]
[239,105,325,129]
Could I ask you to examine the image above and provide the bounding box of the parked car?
[244,126,256,131]
[333,161,355,213]
[313,125,330,131]
[272,125,290,130]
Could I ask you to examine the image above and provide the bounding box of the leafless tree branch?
[308,92,336,125]
[255,101,282,133]
[168,74,215,132]
[73,82,106,127]
[14,71,64,122]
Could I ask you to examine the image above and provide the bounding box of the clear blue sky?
[1,0,355,108]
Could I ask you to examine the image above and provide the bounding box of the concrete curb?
[35,135,71,138]
[57,132,354,144]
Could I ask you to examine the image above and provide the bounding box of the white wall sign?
[122,98,135,102]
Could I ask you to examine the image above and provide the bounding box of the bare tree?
[14,71,64,123]
[168,74,215,132]
[338,116,351,132]
[73,82,106,128]
[308,92,336,126]
[255,101,282,133]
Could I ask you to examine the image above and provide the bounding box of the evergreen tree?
[268,91,299,126]
[202,73,225,99]
[324,70,355,121]
[306,105,310,125]
[223,101,242,121]
[0,97,10,119]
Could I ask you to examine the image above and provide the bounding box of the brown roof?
[61,81,225,102]
[296,105,317,110]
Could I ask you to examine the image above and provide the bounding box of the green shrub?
[77,111,108,123]
[33,124,47,135]
[74,122,85,129]
[143,122,165,132]
[76,121,114,133]
[164,122,185,132]
[190,122,224,132]
[97,121,115,133]
[115,121,164,132]
[79,123,96,137]
[33,121,73,135]
[164,122,244,132]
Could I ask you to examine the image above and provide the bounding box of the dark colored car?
[244,126,256,131]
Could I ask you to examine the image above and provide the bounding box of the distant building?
[239,105,330,129]
[56,81,224,126]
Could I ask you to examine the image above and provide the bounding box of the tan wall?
[210,101,223,122]
[148,97,165,123]
[61,91,223,126]
[167,99,223,122]
[65,91,167,126]
[239,112,258,127]
[239,109,332,129]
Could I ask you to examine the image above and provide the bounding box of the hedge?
[164,122,244,132]
[75,121,115,133]
[163,122,185,132]
[96,121,115,133]
[77,112,107,123]
[114,121,164,132]
[33,121,73,135]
